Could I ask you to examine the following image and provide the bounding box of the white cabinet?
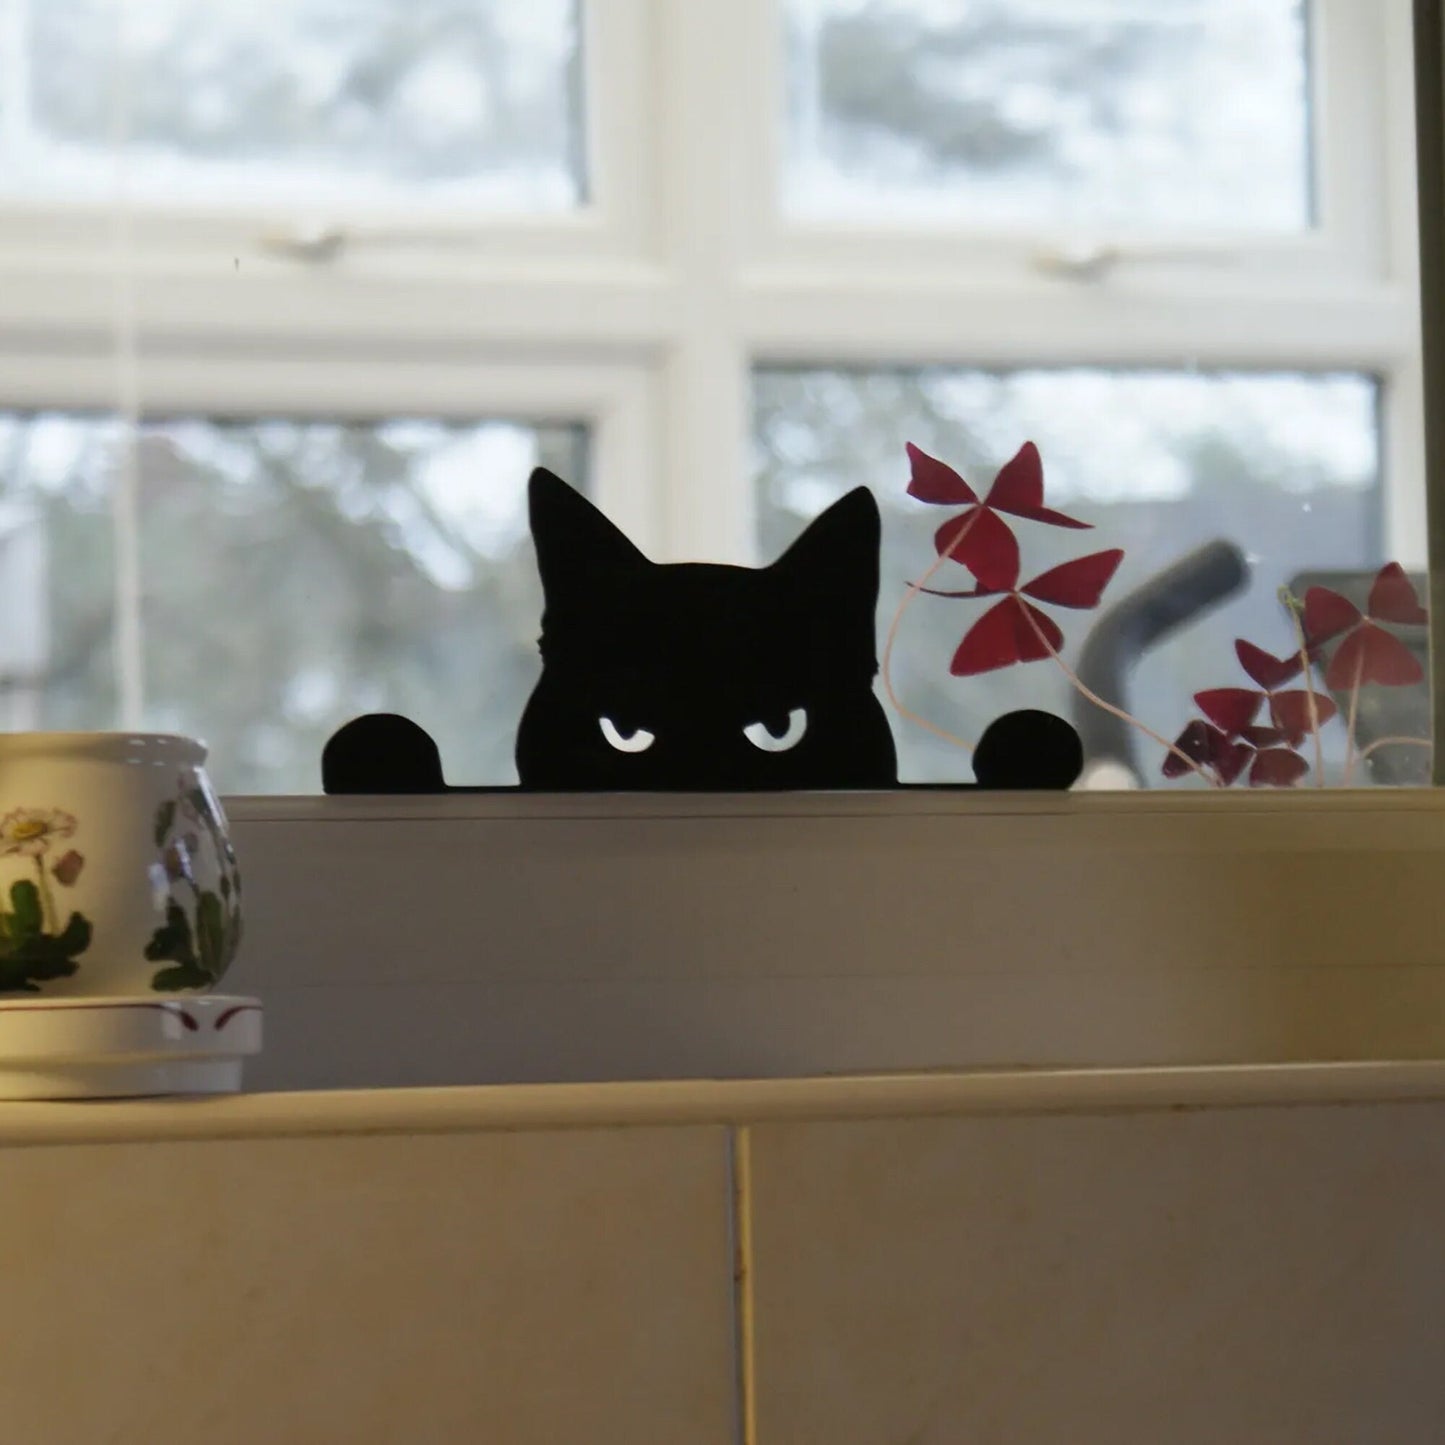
[0,1070,1439,1443]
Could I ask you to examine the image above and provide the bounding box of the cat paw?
[321,714,448,794]
[973,710,1083,790]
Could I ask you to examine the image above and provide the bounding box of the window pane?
[0,0,585,209]
[782,0,1312,230]
[0,413,588,793]
[753,367,1428,788]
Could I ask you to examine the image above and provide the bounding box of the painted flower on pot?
[145,783,242,993]
[0,807,92,993]
[0,807,77,858]
[51,850,84,887]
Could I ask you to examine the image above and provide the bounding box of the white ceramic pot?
[0,733,242,997]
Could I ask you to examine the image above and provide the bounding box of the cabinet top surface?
[2,1060,1444,1148]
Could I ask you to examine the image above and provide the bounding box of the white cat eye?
[598,716,656,753]
[743,708,808,753]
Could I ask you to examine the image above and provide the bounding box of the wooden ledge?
[3,1061,1445,1148]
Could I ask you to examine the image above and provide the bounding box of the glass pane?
[0,0,585,209]
[753,367,1429,788]
[782,0,1312,230]
[0,413,588,792]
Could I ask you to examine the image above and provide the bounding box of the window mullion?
[1411,0,1445,784]
[1312,0,1394,279]
[649,0,758,565]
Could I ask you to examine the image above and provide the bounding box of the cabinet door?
[748,1103,1445,1444]
[0,1124,737,1445]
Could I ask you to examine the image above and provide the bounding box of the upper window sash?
[732,0,1411,293]
[0,0,652,270]
[0,0,1410,289]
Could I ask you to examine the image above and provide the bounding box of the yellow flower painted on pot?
[0,808,78,858]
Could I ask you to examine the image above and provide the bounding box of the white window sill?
[222,789,1445,1091]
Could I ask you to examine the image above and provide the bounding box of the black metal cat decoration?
[321,468,1082,793]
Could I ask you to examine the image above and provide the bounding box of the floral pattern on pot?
[0,807,93,992]
[145,779,243,992]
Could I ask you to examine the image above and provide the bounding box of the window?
[0,411,586,791]
[754,366,1389,781]
[781,0,1313,230]
[0,0,586,209]
[0,0,1427,792]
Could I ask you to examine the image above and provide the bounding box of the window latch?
[255,225,349,264]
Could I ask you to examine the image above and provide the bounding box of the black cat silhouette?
[513,467,897,789]
[321,468,1083,793]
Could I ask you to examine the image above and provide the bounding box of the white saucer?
[0,994,262,1099]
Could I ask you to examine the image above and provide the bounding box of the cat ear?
[770,487,882,627]
[529,467,650,608]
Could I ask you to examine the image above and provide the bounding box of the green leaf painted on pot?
[8,880,42,941]
[17,945,82,977]
[153,799,176,849]
[144,902,197,967]
[196,892,225,975]
[226,905,244,971]
[0,901,90,992]
[151,963,212,992]
[53,912,92,957]
[0,955,77,992]
[147,898,216,990]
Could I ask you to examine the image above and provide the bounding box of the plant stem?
[1343,648,1365,784]
[1356,735,1433,763]
[33,855,56,934]
[1283,598,1326,787]
[1018,605,1221,787]
[881,509,982,753]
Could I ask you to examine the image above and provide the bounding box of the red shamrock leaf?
[1194,688,1262,737]
[1248,749,1309,788]
[1215,741,1253,786]
[905,443,977,505]
[1020,549,1125,609]
[933,509,1020,592]
[950,596,1064,677]
[1234,640,1302,690]
[1304,565,1426,690]
[1240,725,1288,748]
[1302,587,1361,645]
[911,441,1089,592]
[929,551,1123,677]
[1269,690,1337,742]
[1161,720,1249,784]
[1162,719,1225,778]
[1367,562,1427,625]
[1325,625,1423,689]
[984,443,1092,530]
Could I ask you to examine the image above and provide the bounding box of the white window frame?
[0,0,1427,712]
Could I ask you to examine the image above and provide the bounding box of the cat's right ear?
[529,467,650,609]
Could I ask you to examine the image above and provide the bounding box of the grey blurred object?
[1074,540,1250,785]
[1286,569,1430,786]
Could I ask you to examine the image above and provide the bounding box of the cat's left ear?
[770,487,882,625]
[529,466,650,611]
